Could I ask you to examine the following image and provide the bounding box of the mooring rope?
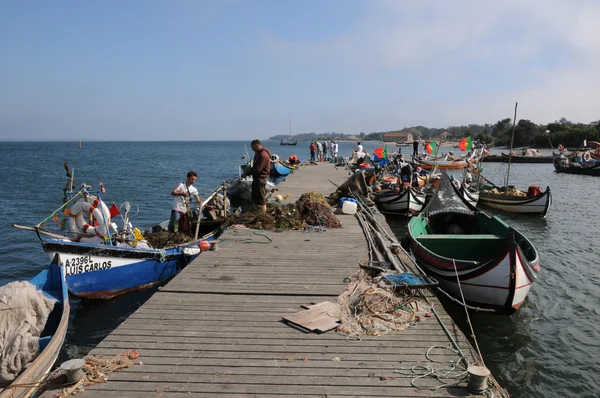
[452,258,485,363]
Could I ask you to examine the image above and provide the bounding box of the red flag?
[109,202,121,218]
[425,141,436,154]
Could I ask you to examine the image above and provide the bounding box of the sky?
[1,0,599,141]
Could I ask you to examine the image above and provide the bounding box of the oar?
[12,224,70,240]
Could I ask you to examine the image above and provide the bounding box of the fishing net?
[49,350,139,397]
[235,192,341,231]
[144,230,194,248]
[237,204,306,230]
[0,281,56,385]
[297,192,341,229]
[337,271,429,337]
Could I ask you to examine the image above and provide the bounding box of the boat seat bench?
[416,234,503,240]
[415,234,506,260]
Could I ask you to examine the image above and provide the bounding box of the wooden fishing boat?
[16,172,232,299]
[458,183,479,207]
[501,152,553,163]
[477,176,551,217]
[481,154,503,162]
[280,119,298,145]
[553,153,600,176]
[407,172,540,313]
[477,104,551,217]
[372,187,426,215]
[0,260,69,398]
[414,158,467,170]
[270,157,296,177]
[227,161,277,205]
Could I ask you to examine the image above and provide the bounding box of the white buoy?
[467,365,491,395]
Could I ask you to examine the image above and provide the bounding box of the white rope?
[452,258,485,364]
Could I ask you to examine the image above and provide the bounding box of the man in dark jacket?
[241,139,271,212]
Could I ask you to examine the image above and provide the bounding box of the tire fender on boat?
[69,197,111,238]
[270,154,279,163]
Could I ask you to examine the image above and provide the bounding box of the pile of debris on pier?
[337,270,430,336]
[237,192,341,231]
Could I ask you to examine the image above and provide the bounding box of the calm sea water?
[0,141,598,397]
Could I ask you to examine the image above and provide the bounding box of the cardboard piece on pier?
[282,301,341,333]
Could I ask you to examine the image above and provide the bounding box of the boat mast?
[505,102,518,190]
[289,118,292,139]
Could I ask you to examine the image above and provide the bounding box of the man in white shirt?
[331,140,338,160]
[354,141,366,159]
[168,171,202,233]
[316,141,323,161]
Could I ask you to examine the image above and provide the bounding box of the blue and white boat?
[38,218,225,299]
[0,260,69,398]
[17,171,231,299]
[270,155,296,177]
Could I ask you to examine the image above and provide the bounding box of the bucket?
[342,200,358,215]
[339,197,357,207]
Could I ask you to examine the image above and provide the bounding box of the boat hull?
[227,178,276,204]
[408,220,539,313]
[501,152,553,163]
[553,156,600,176]
[0,261,69,398]
[373,188,426,215]
[270,161,294,177]
[478,188,551,217]
[41,226,223,299]
[407,172,539,313]
[414,159,467,170]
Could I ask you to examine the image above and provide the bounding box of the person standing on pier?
[412,139,419,157]
[331,140,338,161]
[241,139,271,213]
[309,142,316,162]
[316,141,323,161]
[168,171,202,233]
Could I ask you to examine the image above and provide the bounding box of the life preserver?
[270,154,279,163]
[558,144,564,151]
[583,152,592,162]
[68,196,111,242]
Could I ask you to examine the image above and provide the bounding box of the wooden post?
[505,102,518,192]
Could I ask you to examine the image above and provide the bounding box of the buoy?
[199,240,211,251]
[374,185,382,192]
[467,365,491,395]
[275,194,283,201]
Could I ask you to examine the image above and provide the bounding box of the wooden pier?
[67,162,491,397]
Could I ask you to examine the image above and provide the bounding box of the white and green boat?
[407,172,540,313]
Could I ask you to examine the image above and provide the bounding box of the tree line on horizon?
[269,117,600,148]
